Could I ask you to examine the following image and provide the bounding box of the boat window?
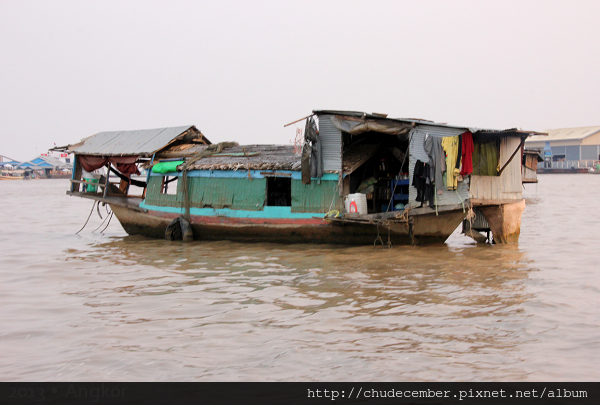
[161,176,178,195]
[266,177,291,206]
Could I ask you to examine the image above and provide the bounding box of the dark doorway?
[266,177,291,206]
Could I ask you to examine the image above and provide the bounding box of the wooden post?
[71,157,82,193]
[103,163,111,199]
[144,153,155,200]
[498,137,526,176]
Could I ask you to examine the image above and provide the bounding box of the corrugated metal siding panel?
[415,124,467,138]
[552,146,566,156]
[472,207,490,229]
[581,145,599,160]
[189,177,266,210]
[144,175,180,207]
[565,145,580,161]
[408,127,470,208]
[291,179,342,213]
[145,175,266,210]
[318,115,342,172]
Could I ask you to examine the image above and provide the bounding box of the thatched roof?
[156,144,302,171]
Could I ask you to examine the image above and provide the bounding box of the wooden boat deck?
[66,191,148,213]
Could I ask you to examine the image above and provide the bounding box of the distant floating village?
[0,152,72,180]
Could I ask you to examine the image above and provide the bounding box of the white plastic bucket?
[345,193,368,215]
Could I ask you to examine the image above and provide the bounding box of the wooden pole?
[498,137,526,176]
[103,163,111,199]
[71,156,82,193]
[283,114,314,128]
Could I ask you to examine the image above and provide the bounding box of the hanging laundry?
[460,131,474,176]
[412,160,434,207]
[424,134,445,194]
[472,140,499,176]
[441,136,460,190]
[455,134,462,170]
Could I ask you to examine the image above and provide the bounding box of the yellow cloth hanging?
[441,136,460,190]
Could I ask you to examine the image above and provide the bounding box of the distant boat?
[0,173,23,180]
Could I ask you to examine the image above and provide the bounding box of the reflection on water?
[0,177,599,381]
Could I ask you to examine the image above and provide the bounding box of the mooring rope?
[92,205,113,233]
[465,206,476,224]
[76,201,97,234]
[454,189,465,213]
[328,179,340,212]
[99,212,114,233]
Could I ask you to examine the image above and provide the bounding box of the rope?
[374,222,384,248]
[454,190,465,213]
[92,205,113,232]
[99,212,114,233]
[386,129,414,213]
[395,206,411,222]
[328,179,340,212]
[465,206,476,224]
[76,201,97,234]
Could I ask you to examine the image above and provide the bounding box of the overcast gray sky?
[1,0,599,161]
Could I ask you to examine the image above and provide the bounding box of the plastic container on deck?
[345,193,368,215]
[83,173,101,193]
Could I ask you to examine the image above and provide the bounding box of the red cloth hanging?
[78,155,140,175]
[460,131,474,176]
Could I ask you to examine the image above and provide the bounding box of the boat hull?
[110,204,467,245]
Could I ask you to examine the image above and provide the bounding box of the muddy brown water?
[0,176,599,381]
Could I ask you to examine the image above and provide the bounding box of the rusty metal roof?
[313,110,545,137]
[68,125,208,157]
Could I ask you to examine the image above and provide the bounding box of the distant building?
[17,155,72,178]
[0,155,21,168]
[526,126,600,169]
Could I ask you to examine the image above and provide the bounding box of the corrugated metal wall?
[145,174,342,213]
[581,145,599,160]
[318,115,342,172]
[471,207,490,229]
[145,176,180,207]
[408,126,470,208]
[551,146,566,156]
[566,145,580,161]
[189,177,266,210]
[291,179,342,213]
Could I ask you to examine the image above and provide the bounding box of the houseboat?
[59,111,543,245]
[522,148,543,183]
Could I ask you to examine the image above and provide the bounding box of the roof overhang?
[314,110,546,139]
[66,125,211,157]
